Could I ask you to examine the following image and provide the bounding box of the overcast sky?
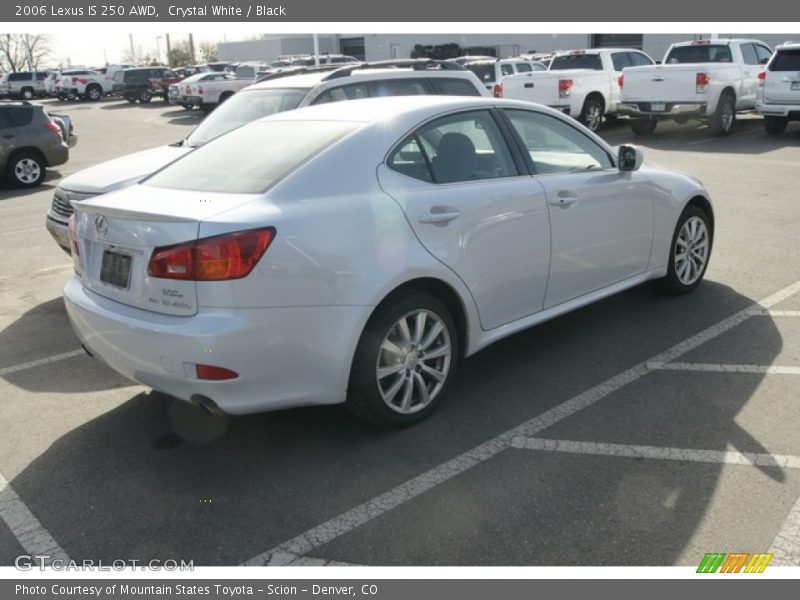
[46,31,234,68]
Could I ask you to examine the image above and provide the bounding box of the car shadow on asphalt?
[600,116,800,154]
[0,176,60,200]
[3,279,788,565]
[100,101,179,111]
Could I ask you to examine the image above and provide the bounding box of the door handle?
[549,192,580,208]
[418,209,461,224]
[1,135,14,139]
[524,82,534,88]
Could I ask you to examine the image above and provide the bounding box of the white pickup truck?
[619,38,773,136]
[499,48,655,131]
[178,72,253,112]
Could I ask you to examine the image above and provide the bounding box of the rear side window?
[611,53,632,71]
[147,120,360,194]
[771,48,800,71]
[515,62,532,73]
[665,44,732,63]
[0,106,34,128]
[740,44,759,65]
[500,64,514,76]
[465,63,496,83]
[36,72,47,81]
[369,79,428,97]
[387,137,433,183]
[628,52,653,67]
[428,77,482,96]
[113,71,124,82]
[236,66,255,78]
[550,54,603,71]
[755,45,773,65]
[312,83,369,104]
[8,73,30,82]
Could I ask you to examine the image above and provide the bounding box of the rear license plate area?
[100,249,132,289]
[650,102,666,112]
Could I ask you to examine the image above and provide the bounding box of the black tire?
[21,87,34,100]
[139,89,152,103]
[631,118,657,136]
[219,91,234,105]
[709,93,736,136]
[5,151,46,188]
[85,84,102,101]
[764,116,787,135]
[125,96,136,103]
[56,92,66,101]
[346,290,459,427]
[658,205,713,295]
[578,97,604,132]
[199,103,215,114]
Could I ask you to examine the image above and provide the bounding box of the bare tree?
[198,41,218,62]
[167,40,193,67]
[0,33,51,72]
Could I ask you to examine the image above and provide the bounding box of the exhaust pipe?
[190,394,225,417]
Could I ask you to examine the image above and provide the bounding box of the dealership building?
[217,33,798,63]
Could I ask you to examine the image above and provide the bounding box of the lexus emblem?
[94,215,108,236]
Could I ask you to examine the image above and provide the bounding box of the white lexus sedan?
[64,96,713,426]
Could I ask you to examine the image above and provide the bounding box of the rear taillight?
[757,70,766,85]
[197,86,203,94]
[148,227,275,281]
[617,74,624,88]
[558,78,573,98]
[68,215,79,257]
[196,364,238,380]
[493,83,503,98]
[695,72,710,94]
[44,121,62,136]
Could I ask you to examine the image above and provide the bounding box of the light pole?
[156,36,163,64]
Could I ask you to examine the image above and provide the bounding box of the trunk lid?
[501,71,564,106]
[763,49,800,104]
[72,185,260,316]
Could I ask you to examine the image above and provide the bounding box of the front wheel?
[659,205,712,294]
[85,84,102,101]
[346,291,459,427]
[764,116,787,135]
[631,118,657,136]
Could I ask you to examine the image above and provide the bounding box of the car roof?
[776,41,800,49]
[670,38,767,47]
[249,67,476,91]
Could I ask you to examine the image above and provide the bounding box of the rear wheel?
[5,151,46,188]
[578,97,604,132]
[85,84,102,101]
[219,91,233,104]
[763,116,787,135]
[138,89,152,103]
[346,291,459,427]
[199,103,214,113]
[709,93,735,136]
[659,205,712,294]
[631,118,657,136]
[21,87,34,100]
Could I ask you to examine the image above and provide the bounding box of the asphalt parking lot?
[1,97,800,567]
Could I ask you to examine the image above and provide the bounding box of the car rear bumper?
[756,101,800,119]
[45,144,70,167]
[619,102,709,119]
[548,104,572,116]
[63,277,368,414]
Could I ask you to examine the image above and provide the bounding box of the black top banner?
[3,0,799,22]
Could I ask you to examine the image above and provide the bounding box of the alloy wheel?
[14,158,41,185]
[674,216,709,286]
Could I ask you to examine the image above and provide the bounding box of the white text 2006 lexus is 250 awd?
[64,96,713,426]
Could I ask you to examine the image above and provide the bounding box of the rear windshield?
[464,63,496,83]
[148,120,359,194]
[549,54,603,70]
[185,88,308,147]
[665,44,733,63]
[771,49,800,71]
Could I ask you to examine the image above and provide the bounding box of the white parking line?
[647,362,800,375]
[770,493,800,566]
[0,349,84,377]
[32,264,72,274]
[241,279,800,566]
[747,309,800,317]
[509,437,800,470]
[0,473,70,563]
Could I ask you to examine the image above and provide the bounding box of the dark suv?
[112,67,181,103]
[0,101,69,187]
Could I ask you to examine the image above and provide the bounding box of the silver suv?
[47,60,488,252]
[0,71,49,100]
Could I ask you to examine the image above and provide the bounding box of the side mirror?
[618,145,644,172]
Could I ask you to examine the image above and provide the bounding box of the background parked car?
[54,69,111,101]
[46,60,488,253]
[756,41,800,134]
[0,100,70,187]
[112,67,181,103]
[0,71,49,100]
[463,58,548,94]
